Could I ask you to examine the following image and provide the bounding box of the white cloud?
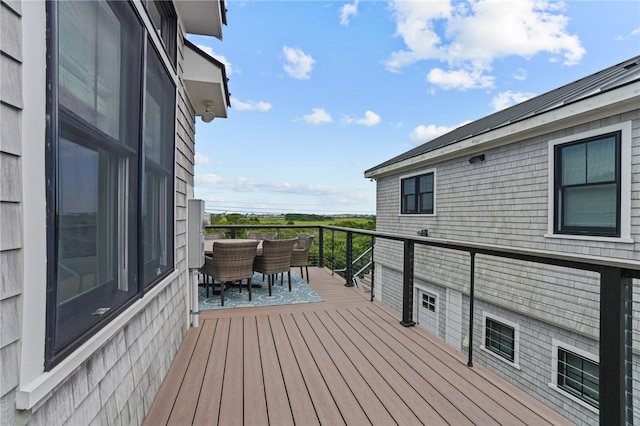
[490,90,536,111]
[282,46,316,80]
[232,98,272,112]
[512,68,527,81]
[344,110,381,127]
[302,108,332,125]
[340,0,359,26]
[195,153,213,165]
[615,27,640,41]
[384,0,585,90]
[410,121,470,145]
[196,44,233,74]
[427,67,494,90]
[195,174,224,184]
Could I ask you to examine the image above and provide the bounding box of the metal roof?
[365,55,640,175]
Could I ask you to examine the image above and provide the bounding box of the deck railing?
[205,223,640,425]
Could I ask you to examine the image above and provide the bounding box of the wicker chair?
[246,231,277,240]
[291,234,314,283]
[252,238,297,296]
[205,231,226,240]
[203,240,259,306]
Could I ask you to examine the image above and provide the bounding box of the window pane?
[419,193,433,212]
[561,143,585,185]
[59,1,121,139]
[404,196,415,212]
[587,136,616,183]
[142,43,175,286]
[402,178,415,195]
[419,174,433,192]
[563,184,617,228]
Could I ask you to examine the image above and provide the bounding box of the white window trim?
[480,312,521,370]
[549,338,599,415]
[413,284,439,337]
[546,121,633,243]
[398,167,437,216]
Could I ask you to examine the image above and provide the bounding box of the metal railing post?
[400,240,416,327]
[468,251,476,368]
[599,267,632,425]
[318,227,324,268]
[370,236,375,302]
[345,231,354,286]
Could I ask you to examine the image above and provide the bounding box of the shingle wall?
[0,0,24,424]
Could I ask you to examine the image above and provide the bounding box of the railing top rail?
[319,225,640,276]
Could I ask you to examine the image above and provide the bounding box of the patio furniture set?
[201,232,315,306]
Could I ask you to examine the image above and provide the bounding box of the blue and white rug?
[199,271,323,311]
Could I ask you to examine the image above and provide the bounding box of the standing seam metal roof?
[365,55,640,175]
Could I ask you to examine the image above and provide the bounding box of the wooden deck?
[143,268,573,426]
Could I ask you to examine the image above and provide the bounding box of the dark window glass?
[143,42,175,287]
[48,0,176,366]
[146,0,177,65]
[401,173,434,214]
[422,294,436,312]
[485,318,515,362]
[554,133,620,236]
[558,348,599,408]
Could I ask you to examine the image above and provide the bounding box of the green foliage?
[284,213,333,222]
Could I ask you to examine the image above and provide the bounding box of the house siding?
[373,111,640,423]
[1,0,24,424]
[0,2,197,425]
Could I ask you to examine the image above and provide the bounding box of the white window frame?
[398,167,437,216]
[480,312,521,370]
[549,339,599,414]
[546,121,633,243]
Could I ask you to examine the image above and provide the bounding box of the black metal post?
[318,227,324,268]
[331,229,335,275]
[345,231,354,286]
[467,252,476,368]
[400,240,416,327]
[599,267,631,425]
[370,236,375,302]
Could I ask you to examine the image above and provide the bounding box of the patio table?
[204,238,263,256]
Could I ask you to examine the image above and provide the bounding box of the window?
[422,293,436,312]
[401,171,434,214]
[554,132,621,236]
[146,0,177,65]
[47,0,175,367]
[485,317,515,362]
[557,347,599,408]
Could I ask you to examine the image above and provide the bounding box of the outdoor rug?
[199,271,323,311]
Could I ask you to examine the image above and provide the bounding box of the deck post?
[318,227,324,268]
[467,251,476,367]
[370,236,375,302]
[400,240,416,327]
[345,231,354,286]
[599,267,632,425]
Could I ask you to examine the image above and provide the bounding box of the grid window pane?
[563,184,617,228]
[485,318,515,362]
[558,348,599,407]
[587,136,616,183]
[401,173,434,214]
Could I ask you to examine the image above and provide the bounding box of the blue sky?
[189,0,640,216]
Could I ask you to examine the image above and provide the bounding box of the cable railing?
[205,223,640,424]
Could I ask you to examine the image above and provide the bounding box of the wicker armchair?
[252,238,297,296]
[246,231,277,240]
[203,240,259,305]
[291,234,314,283]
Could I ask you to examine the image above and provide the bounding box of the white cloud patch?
[491,90,536,111]
[282,46,316,80]
[410,121,470,145]
[232,98,272,112]
[615,27,640,41]
[344,110,381,127]
[302,108,332,125]
[196,44,233,74]
[512,68,527,81]
[195,153,213,165]
[384,0,585,90]
[340,0,359,26]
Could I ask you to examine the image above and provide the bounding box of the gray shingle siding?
[373,110,639,422]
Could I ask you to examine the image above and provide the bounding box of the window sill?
[544,233,634,244]
[398,213,436,217]
[548,383,599,415]
[16,269,182,410]
[480,345,521,370]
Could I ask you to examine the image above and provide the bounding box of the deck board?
[143,267,574,426]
